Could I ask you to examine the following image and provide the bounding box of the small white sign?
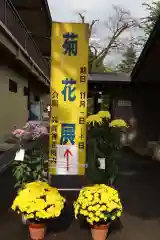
[118,100,131,107]
[56,145,78,175]
[14,149,25,161]
[98,98,103,103]
[98,158,105,170]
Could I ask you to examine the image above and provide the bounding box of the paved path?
[0,148,160,239]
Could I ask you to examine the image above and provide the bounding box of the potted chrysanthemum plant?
[12,181,65,240]
[74,184,122,240]
[86,111,128,185]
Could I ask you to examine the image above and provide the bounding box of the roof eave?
[43,0,52,24]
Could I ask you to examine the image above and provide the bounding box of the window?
[24,87,29,96]
[9,79,17,93]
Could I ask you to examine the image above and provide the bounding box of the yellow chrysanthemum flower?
[74,184,122,225]
[98,111,111,119]
[86,114,103,126]
[110,119,128,128]
[11,181,65,221]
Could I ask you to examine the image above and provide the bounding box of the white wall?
[0,65,28,137]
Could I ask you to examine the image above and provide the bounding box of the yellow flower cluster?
[86,111,111,126]
[74,184,122,225]
[86,111,127,128]
[12,181,65,220]
[98,111,111,120]
[110,119,128,128]
[86,114,103,126]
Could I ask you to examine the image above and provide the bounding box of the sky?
[47,0,153,66]
[47,0,153,22]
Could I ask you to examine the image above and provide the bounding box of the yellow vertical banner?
[49,22,89,175]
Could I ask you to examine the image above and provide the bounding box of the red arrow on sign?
[64,149,72,171]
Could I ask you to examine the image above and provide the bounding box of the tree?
[142,1,160,36]
[78,5,139,73]
[117,44,137,74]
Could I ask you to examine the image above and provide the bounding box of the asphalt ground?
[0,148,160,239]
